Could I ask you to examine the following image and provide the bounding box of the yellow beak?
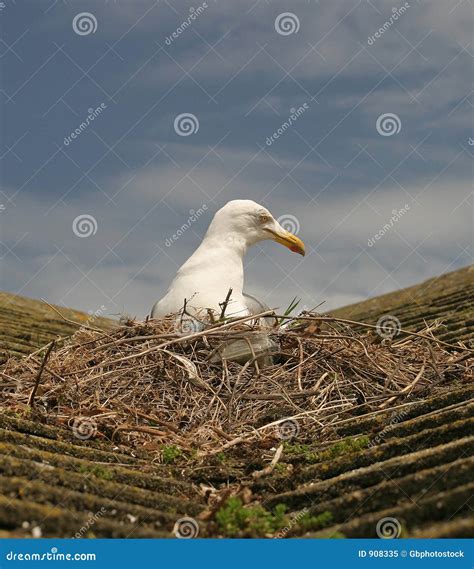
[267,229,305,256]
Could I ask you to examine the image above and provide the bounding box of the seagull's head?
[209,199,305,256]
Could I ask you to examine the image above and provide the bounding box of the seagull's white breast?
[151,242,249,318]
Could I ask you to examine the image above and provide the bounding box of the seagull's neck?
[177,226,248,289]
[200,228,248,257]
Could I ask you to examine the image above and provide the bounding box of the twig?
[296,337,304,391]
[120,405,181,434]
[219,288,233,320]
[28,356,65,383]
[252,444,284,479]
[28,340,55,408]
[41,299,105,333]
[379,363,426,408]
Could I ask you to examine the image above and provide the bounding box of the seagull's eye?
[258,213,271,224]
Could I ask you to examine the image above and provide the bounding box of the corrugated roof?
[0,292,115,364]
[331,265,474,344]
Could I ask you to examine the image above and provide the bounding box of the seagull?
[151,199,305,320]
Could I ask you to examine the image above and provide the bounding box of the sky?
[0,0,472,320]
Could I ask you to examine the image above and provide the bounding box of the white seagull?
[151,200,305,320]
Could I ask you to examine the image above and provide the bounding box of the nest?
[1,311,472,457]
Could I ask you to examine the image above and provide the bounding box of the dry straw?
[1,310,472,458]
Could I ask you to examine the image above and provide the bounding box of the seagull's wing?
[242,292,269,314]
[243,292,277,327]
